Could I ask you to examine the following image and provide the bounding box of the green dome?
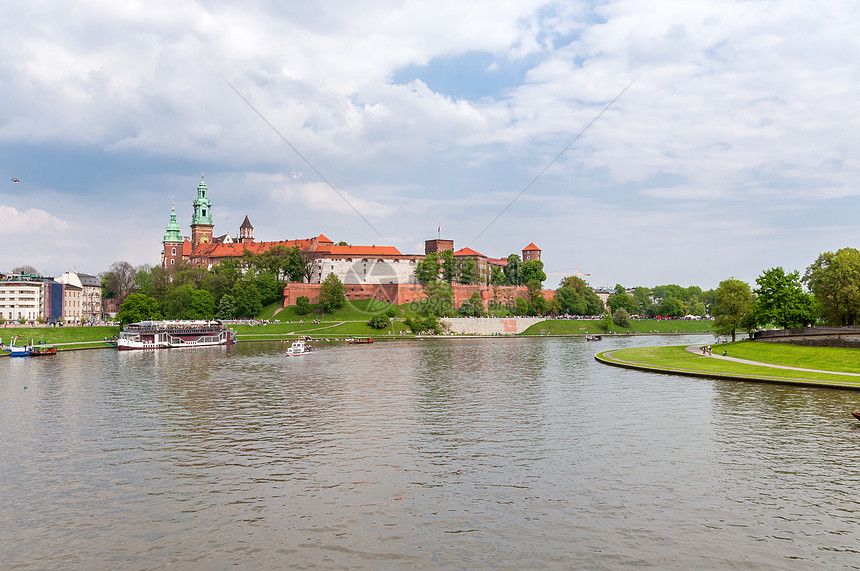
[163,204,183,243]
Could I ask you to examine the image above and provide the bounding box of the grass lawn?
[521,318,714,336]
[0,325,120,353]
[711,341,860,374]
[600,344,860,387]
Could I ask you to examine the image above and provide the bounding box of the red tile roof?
[453,247,486,258]
[315,244,403,257]
[523,242,540,251]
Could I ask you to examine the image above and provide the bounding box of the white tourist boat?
[116,320,236,350]
[285,339,312,356]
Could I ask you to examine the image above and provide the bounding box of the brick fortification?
[283,282,554,312]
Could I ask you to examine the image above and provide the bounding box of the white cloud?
[0,205,69,234]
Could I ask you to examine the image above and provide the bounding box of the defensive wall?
[282,282,555,312]
[441,317,545,335]
[753,326,860,348]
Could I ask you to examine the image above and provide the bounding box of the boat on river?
[30,345,57,356]
[116,320,236,350]
[1,336,32,357]
[585,335,603,341]
[852,411,860,421]
[285,339,312,356]
[347,337,374,344]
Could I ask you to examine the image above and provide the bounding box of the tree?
[415,252,439,284]
[526,279,547,315]
[713,278,754,342]
[216,293,237,319]
[423,281,454,316]
[613,307,632,328]
[367,314,390,329]
[520,260,546,286]
[459,291,485,317]
[440,250,456,283]
[186,289,216,320]
[295,296,311,315]
[161,284,194,319]
[104,261,137,302]
[457,259,477,285]
[753,267,817,329]
[11,265,40,276]
[318,273,346,313]
[632,287,653,315]
[607,291,637,315]
[656,297,685,317]
[116,293,162,326]
[505,254,522,286]
[235,282,263,318]
[803,248,860,326]
[555,286,586,315]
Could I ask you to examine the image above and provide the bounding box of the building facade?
[0,275,45,322]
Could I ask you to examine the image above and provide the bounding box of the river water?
[2,335,860,569]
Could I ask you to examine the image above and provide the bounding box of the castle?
[162,175,541,286]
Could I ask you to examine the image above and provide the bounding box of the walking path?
[683,345,860,377]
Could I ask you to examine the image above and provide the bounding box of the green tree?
[440,250,456,283]
[505,254,522,286]
[490,266,506,286]
[526,279,547,316]
[457,259,477,285]
[607,290,637,315]
[803,248,860,326]
[423,281,454,316]
[656,297,685,317]
[367,314,390,329]
[295,296,311,315]
[234,282,263,318]
[520,260,546,286]
[713,278,754,342]
[116,293,162,326]
[318,273,346,313]
[216,293,237,319]
[599,312,613,332]
[632,287,653,315]
[613,307,632,328]
[459,291,485,317]
[753,267,817,329]
[186,289,216,320]
[415,252,439,284]
[555,286,586,315]
[161,284,194,319]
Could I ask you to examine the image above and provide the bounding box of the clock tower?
[190,174,214,246]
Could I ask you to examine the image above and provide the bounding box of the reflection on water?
[2,336,860,568]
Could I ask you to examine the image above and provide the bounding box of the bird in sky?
[10,178,20,183]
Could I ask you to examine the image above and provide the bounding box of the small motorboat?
[347,337,374,344]
[585,335,602,342]
[286,340,312,356]
[852,411,860,421]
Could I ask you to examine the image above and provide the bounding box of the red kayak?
[852,412,860,421]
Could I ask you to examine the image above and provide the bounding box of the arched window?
[171,247,176,255]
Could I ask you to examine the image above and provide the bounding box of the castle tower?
[522,242,541,262]
[190,174,214,246]
[162,201,185,270]
[425,239,454,255]
[239,215,254,244]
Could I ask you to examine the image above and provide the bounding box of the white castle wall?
[441,317,545,335]
[310,258,419,285]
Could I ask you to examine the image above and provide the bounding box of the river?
[2,335,859,569]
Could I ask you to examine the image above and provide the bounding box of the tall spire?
[163,200,183,243]
[191,176,213,226]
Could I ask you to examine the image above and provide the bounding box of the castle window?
[171,259,175,265]
[171,247,176,255]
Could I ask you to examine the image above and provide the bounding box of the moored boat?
[30,345,57,356]
[347,337,374,344]
[585,335,602,341]
[1,336,32,357]
[116,320,236,350]
[286,339,312,356]
[852,411,860,421]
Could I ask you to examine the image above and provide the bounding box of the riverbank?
[596,341,860,390]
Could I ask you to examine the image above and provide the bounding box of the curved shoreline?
[595,348,860,391]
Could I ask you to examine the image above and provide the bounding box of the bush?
[295,296,311,315]
[613,307,632,328]
[367,314,390,329]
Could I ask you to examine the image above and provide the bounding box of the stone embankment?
[441,317,545,335]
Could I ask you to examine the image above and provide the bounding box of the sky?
[3,0,860,290]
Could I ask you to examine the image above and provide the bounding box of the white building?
[0,275,45,323]
[56,272,103,322]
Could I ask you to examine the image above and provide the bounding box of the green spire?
[163,201,183,243]
[191,174,213,226]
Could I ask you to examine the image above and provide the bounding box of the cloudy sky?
[3,0,860,289]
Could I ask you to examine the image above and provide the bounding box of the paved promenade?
[683,345,860,377]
